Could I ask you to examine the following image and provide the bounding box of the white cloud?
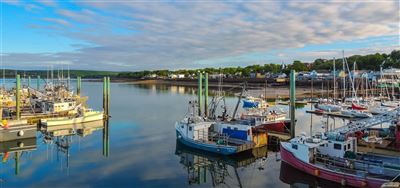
[3,1,399,70]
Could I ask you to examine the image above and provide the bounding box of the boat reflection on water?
[0,137,37,175]
[280,161,354,188]
[175,141,268,187]
[40,119,110,168]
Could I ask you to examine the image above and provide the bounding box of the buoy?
[17,141,24,148]
[2,120,8,129]
[18,130,24,136]
[314,169,320,176]
[341,179,346,186]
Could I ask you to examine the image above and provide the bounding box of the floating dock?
[306,110,354,119]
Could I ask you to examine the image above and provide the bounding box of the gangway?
[328,108,400,135]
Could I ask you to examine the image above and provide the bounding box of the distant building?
[168,74,185,79]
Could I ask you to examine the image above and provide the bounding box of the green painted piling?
[77,76,81,96]
[16,74,21,120]
[198,72,203,116]
[103,77,107,116]
[28,76,31,88]
[107,77,110,116]
[37,76,40,90]
[204,73,208,117]
[290,70,296,138]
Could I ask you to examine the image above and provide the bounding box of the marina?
[2,1,399,187]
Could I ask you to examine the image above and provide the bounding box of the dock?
[306,110,354,119]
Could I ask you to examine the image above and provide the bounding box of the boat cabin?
[214,122,253,142]
[40,100,76,113]
[177,117,214,141]
[288,134,357,163]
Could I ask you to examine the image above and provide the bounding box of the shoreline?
[109,78,324,99]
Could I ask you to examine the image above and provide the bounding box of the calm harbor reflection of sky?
[0,81,347,187]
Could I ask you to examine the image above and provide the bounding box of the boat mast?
[333,57,336,101]
[342,51,346,99]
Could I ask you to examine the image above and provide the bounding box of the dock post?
[28,76,31,88]
[103,77,107,117]
[77,76,81,96]
[290,70,296,138]
[37,76,40,90]
[198,72,203,116]
[16,74,21,120]
[107,77,110,116]
[204,73,208,117]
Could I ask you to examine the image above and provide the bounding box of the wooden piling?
[107,77,110,116]
[103,77,107,117]
[16,75,21,120]
[290,70,296,138]
[37,76,40,90]
[28,76,31,88]
[77,76,81,96]
[198,72,203,116]
[204,73,208,117]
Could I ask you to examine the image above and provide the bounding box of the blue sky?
[1,0,399,71]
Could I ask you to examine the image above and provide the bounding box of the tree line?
[117,50,400,78]
[4,50,399,79]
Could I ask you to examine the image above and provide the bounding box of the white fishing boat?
[315,103,342,112]
[381,101,400,108]
[369,106,394,115]
[341,110,372,118]
[41,108,104,127]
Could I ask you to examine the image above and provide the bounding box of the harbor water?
[0,80,349,187]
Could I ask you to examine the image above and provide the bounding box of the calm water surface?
[1,81,348,187]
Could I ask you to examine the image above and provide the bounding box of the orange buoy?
[314,169,320,176]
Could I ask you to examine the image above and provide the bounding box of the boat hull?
[176,130,237,155]
[41,112,104,127]
[280,144,387,188]
[256,120,291,133]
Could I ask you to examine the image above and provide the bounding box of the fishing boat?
[242,96,269,109]
[315,103,342,112]
[381,101,400,108]
[280,132,400,188]
[240,107,290,133]
[341,110,372,118]
[40,108,104,127]
[369,106,394,115]
[175,101,255,155]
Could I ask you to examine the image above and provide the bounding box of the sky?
[1,0,399,71]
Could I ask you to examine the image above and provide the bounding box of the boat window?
[189,127,192,131]
[292,144,298,150]
[347,143,351,150]
[227,126,231,129]
[181,125,184,129]
[344,145,346,150]
[334,144,341,150]
[234,127,238,130]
